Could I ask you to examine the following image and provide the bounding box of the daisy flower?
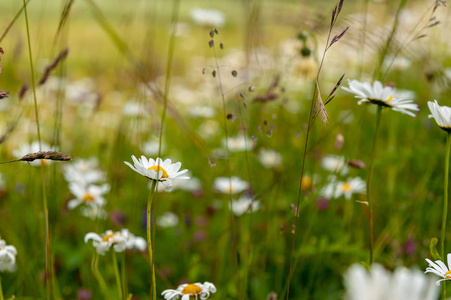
[124,156,189,192]
[157,211,179,228]
[345,263,439,300]
[321,155,349,175]
[141,137,166,156]
[223,135,254,152]
[67,182,110,210]
[428,100,451,132]
[63,157,106,185]
[342,80,419,117]
[214,176,249,194]
[258,149,282,169]
[321,176,365,200]
[0,239,17,272]
[80,205,107,220]
[84,230,127,255]
[425,254,451,286]
[162,282,217,300]
[229,196,260,216]
[190,8,225,27]
[338,177,366,200]
[120,229,146,251]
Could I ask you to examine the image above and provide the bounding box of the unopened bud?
[334,133,344,150]
[248,85,255,92]
[348,160,366,169]
[209,29,215,38]
[231,70,238,77]
[209,40,214,48]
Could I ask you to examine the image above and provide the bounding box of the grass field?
[0,0,450,299]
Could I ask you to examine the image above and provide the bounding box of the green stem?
[0,275,4,300]
[441,132,451,299]
[147,180,157,300]
[367,106,382,265]
[112,251,123,300]
[121,253,127,298]
[22,0,53,297]
[92,255,109,298]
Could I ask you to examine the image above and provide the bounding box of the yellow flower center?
[102,233,115,242]
[386,95,393,102]
[445,270,451,279]
[342,183,351,192]
[83,193,94,202]
[181,284,202,295]
[147,166,169,178]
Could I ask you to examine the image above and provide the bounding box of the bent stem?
[147,180,157,300]
[91,255,109,298]
[441,132,451,299]
[367,106,382,265]
[112,251,123,300]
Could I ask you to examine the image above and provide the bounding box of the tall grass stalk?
[0,0,30,43]
[147,180,157,300]
[22,0,53,298]
[121,254,127,298]
[212,38,242,299]
[236,95,254,300]
[285,1,346,297]
[367,106,382,264]
[441,132,451,299]
[151,2,180,295]
[112,251,123,300]
[372,0,408,80]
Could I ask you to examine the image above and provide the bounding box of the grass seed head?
[20,151,72,162]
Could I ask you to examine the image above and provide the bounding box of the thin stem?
[22,1,53,298]
[441,132,451,299]
[372,0,408,80]
[112,251,123,300]
[236,96,254,300]
[367,106,382,265]
[158,0,180,158]
[147,180,157,300]
[0,275,4,300]
[22,0,42,148]
[213,43,242,300]
[285,79,317,300]
[0,0,31,43]
[121,253,127,298]
[91,255,109,298]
